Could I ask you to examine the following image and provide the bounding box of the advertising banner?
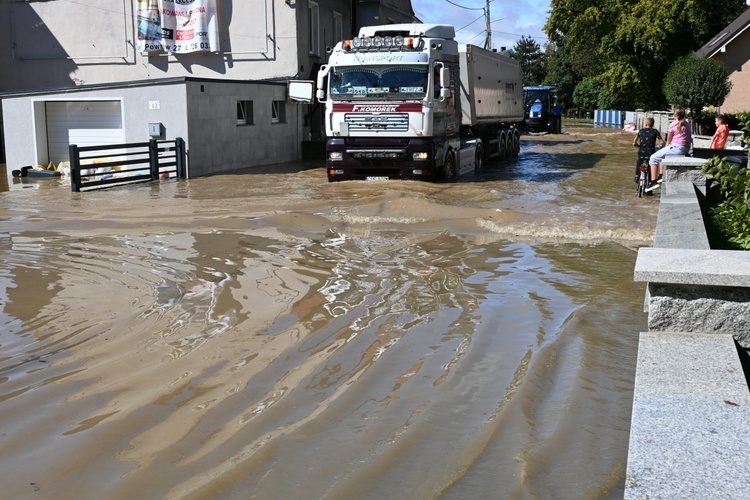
[137,0,220,53]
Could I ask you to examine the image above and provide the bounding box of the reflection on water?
[0,128,650,498]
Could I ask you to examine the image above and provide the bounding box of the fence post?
[175,137,186,178]
[149,139,159,180]
[70,144,81,192]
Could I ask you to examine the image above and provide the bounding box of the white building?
[0,0,415,181]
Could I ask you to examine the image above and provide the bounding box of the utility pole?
[484,0,491,50]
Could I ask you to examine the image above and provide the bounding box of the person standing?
[633,117,665,183]
[709,114,730,149]
[646,106,692,192]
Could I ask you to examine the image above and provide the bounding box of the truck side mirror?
[316,64,331,103]
[287,80,314,103]
[440,67,450,88]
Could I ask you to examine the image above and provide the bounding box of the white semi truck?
[300,23,525,182]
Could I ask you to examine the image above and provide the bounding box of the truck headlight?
[329,151,343,161]
[412,152,429,161]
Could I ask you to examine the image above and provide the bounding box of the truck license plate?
[366,176,389,181]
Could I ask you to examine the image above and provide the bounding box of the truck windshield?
[329,66,428,100]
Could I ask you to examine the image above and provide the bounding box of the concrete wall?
[185,80,299,177]
[635,156,750,346]
[355,0,415,28]
[0,0,355,93]
[635,157,750,349]
[2,81,188,177]
[2,79,302,180]
[627,156,750,496]
[632,110,673,138]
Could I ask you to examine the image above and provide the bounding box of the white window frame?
[272,100,286,124]
[309,1,320,56]
[237,100,254,126]
[333,11,343,47]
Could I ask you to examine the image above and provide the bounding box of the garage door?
[46,101,123,164]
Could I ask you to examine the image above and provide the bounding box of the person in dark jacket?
[632,117,665,183]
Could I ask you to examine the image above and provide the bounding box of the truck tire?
[475,143,483,170]
[441,150,456,180]
[505,134,513,158]
[498,131,507,159]
[512,130,520,157]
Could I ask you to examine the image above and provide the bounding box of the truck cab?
[294,23,524,182]
[319,24,461,181]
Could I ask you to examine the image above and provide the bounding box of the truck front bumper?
[326,138,436,181]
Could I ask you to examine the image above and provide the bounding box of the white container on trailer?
[458,44,525,127]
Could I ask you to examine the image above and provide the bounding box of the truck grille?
[348,149,404,159]
[345,113,409,132]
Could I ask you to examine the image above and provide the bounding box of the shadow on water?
[521,138,588,147]
[457,152,606,184]
[216,159,323,176]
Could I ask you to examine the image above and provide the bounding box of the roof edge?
[0,76,290,99]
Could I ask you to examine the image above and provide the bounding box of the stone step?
[626,331,750,497]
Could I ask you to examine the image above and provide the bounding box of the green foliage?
[545,0,746,110]
[510,35,546,86]
[572,78,599,112]
[700,120,750,250]
[597,87,617,110]
[543,33,579,111]
[663,56,732,124]
[572,77,617,112]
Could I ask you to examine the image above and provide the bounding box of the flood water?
[0,126,657,498]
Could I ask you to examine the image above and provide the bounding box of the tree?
[509,35,546,86]
[663,56,732,126]
[572,78,599,113]
[545,0,746,110]
[543,33,579,112]
[573,77,618,115]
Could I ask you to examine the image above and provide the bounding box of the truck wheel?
[475,143,483,170]
[512,131,520,156]
[498,131,507,159]
[441,151,456,179]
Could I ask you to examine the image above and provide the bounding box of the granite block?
[635,248,750,287]
[646,284,750,345]
[626,332,750,498]
[652,231,710,251]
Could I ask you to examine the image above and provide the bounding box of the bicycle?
[635,156,650,198]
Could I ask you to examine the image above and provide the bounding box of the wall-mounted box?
[148,122,163,137]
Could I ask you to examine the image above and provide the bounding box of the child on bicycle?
[632,117,665,183]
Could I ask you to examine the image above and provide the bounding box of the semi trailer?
[300,24,525,182]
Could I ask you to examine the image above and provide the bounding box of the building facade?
[0,0,415,181]
[695,8,750,114]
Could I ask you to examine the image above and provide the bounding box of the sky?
[409,0,551,52]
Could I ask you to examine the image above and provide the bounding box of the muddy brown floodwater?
[0,125,657,499]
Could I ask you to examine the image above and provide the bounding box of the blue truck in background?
[523,85,561,134]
